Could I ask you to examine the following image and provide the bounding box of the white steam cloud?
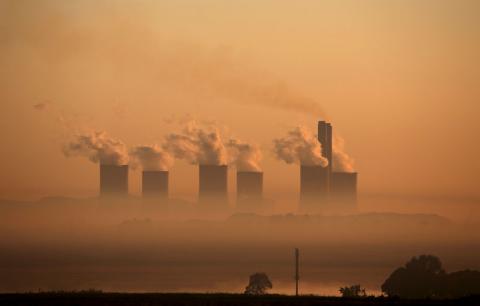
[62,130,129,165]
[333,136,355,172]
[273,126,328,167]
[227,139,262,172]
[163,121,227,165]
[129,145,173,171]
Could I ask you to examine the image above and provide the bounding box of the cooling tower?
[236,171,263,212]
[99,164,128,196]
[237,171,263,198]
[198,165,228,205]
[318,121,333,171]
[142,170,168,197]
[330,172,357,209]
[300,165,329,210]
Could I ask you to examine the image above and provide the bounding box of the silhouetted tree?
[443,270,480,298]
[382,255,459,299]
[244,273,272,295]
[382,255,446,298]
[339,285,366,298]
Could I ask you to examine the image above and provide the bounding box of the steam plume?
[129,145,173,171]
[62,130,128,165]
[163,121,227,165]
[227,139,262,172]
[273,126,328,167]
[333,136,355,172]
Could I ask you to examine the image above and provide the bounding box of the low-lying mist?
[0,195,479,295]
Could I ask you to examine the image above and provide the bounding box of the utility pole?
[295,248,299,296]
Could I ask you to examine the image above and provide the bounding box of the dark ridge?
[0,292,479,306]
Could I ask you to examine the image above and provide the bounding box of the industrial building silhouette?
[97,121,357,212]
[142,170,169,197]
[330,172,357,208]
[99,164,129,196]
[237,171,263,198]
[236,171,263,212]
[314,121,357,210]
[198,165,228,196]
[299,165,329,209]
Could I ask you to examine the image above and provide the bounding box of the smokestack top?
[100,164,128,168]
[273,126,328,167]
[227,139,262,172]
[199,164,228,168]
[63,130,129,165]
[317,120,332,169]
[163,121,228,166]
[130,145,173,171]
[299,164,326,169]
[142,169,169,173]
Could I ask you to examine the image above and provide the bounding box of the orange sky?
[1,0,479,202]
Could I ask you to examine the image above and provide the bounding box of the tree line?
[244,255,480,299]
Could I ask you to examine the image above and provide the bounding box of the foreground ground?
[0,293,479,306]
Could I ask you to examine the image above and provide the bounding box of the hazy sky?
[1,0,479,201]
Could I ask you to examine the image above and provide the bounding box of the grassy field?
[0,292,479,306]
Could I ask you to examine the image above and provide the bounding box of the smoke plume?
[8,1,326,119]
[209,76,326,117]
[62,130,129,165]
[129,145,173,171]
[332,136,355,172]
[33,102,49,111]
[227,139,262,172]
[163,121,227,165]
[273,126,328,167]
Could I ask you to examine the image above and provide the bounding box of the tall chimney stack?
[318,121,332,172]
[99,164,128,196]
[317,120,358,211]
[142,170,168,198]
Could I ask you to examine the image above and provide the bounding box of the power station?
[318,121,333,173]
[299,165,329,210]
[330,172,357,208]
[236,171,263,212]
[308,120,358,211]
[237,171,263,197]
[142,170,169,198]
[95,120,357,212]
[198,164,228,209]
[99,164,129,196]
